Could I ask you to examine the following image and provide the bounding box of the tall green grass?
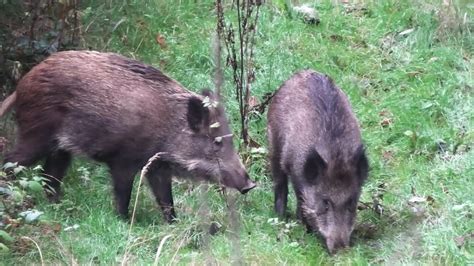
[2,0,473,264]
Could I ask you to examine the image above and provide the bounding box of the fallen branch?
[21,236,44,266]
[153,234,173,266]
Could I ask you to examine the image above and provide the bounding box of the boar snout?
[238,174,256,194]
[220,160,256,194]
[326,234,350,254]
[222,170,256,194]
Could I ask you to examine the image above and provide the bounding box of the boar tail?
[0,92,17,117]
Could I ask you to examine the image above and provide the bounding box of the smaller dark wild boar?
[267,70,368,254]
[0,51,255,222]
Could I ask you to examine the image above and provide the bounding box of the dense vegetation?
[1,0,473,264]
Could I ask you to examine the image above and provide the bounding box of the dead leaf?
[409,196,426,204]
[250,92,275,114]
[354,222,378,239]
[426,195,435,205]
[4,217,20,228]
[14,237,33,254]
[40,222,62,234]
[159,60,167,68]
[379,109,393,127]
[137,19,146,27]
[410,205,426,217]
[330,34,343,42]
[399,28,414,36]
[248,137,261,148]
[121,34,128,44]
[357,201,371,210]
[454,236,465,247]
[155,34,167,49]
[249,96,260,109]
[379,109,391,117]
[407,71,423,78]
[382,150,394,162]
[380,117,392,127]
[454,233,474,248]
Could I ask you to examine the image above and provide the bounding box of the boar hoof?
[209,221,221,235]
[46,191,62,203]
[327,240,349,255]
[163,209,177,224]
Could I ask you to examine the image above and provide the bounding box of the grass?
[1,0,473,264]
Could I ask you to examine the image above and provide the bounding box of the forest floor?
[1,0,473,264]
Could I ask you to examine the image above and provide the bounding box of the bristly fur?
[107,53,174,85]
[267,69,368,254]
[2,50,255,221]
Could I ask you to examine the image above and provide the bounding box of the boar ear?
[201,89,220,101]
[354,145,369,182]
[187,96,210,133]
[201,89,213,97]
[303,149,327,182]
[201,89,224,106]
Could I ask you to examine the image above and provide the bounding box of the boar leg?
[43,149,71,202]
[293,186,312,232]
[293,186,304,220]
[272,154,288,217]
[109,163,137,219]
[146,164,176,223]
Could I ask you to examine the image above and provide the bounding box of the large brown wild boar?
[267,70,368,254]
[0,50,256,222]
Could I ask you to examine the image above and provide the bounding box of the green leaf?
[32,175,45,182]
[399,28,414,36]
[0,243,9,253]
[19,210,43,223]
[0,230,14,243]
[404,130,415,137]
[2,162,17,170]
[28,181,43,192]
[0,187,12,196]
[250,147,267,154]
[19,179,28,188]
[11,191,23,202]
[13,166,25,174]
[289,242,299,247]
[33,165,44,171]
[421,102,434,109]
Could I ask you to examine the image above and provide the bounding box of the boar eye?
[322,199,330,211]
[214,140,223,147]
[316,199,330,215]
